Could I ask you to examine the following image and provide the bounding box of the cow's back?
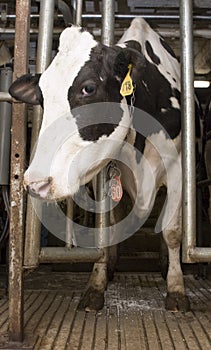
[118,18,180,92]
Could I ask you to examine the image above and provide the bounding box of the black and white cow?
[9,18,190,311]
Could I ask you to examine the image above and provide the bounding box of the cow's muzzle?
[27,178,52,199]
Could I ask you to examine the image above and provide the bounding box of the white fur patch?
[170,96,180,109]
[39,27,98,132]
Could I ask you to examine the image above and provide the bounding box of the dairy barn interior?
[0,0,211,349]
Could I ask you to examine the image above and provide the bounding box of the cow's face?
[9,26,144,200]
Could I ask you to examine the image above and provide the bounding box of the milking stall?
[0,0,211,349]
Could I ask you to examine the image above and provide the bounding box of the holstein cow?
[9,18,190,311]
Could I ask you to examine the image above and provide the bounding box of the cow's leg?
[162,206,190,312]
[78,261,107,311]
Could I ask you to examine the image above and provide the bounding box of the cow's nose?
[27,179,51,199]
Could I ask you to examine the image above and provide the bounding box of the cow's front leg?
[78,262,107,311]
[162,208,190,312]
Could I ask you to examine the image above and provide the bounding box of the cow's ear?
[113,48,146,82]
[9,74,42,105]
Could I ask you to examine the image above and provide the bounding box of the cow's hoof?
[165,292,190,312]
[77,287,105,311]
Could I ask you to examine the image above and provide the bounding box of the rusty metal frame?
[8,0,31,342]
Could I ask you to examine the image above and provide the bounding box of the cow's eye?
[82,84,96,96]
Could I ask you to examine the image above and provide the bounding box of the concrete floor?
[0,270,211,349]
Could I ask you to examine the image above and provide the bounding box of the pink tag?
[111,176,123,202]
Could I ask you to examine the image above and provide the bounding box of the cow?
[9,18,190,312]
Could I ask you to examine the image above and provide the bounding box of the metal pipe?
[8,0,31,342]
[1,14,211,21]
[24,0,55,268]
[96,0,115,249]
[39,247,103,263]
[189,248,211,262]
[94,0,115,267]
[95,170,110,248]
[180,0,196,263]
[1,28,211,39]
[0,92,12,101]
[63,0,80,253]
[102,0,115,46]
[75,0,83,26]
[64,1,81,251]
[36,0,55,73]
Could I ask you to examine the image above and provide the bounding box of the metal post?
[64,0,82,251]
[24,0,55,268]
[75,0,83,26]
[180,0,211,263]
[102,0,115,46]
[180,0,196,263]
[9,0,31,342]
[95,0,115,267]
[63,0,83,249]
[95,170,110,247]
[0,92,12,101]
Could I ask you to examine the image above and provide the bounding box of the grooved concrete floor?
[0,271,211,349]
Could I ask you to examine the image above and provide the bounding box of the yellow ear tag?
[120,64,134,97]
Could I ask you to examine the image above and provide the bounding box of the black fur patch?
[145,41,161,65]
[125,40,142,54]
[131,58,181,143]
[160,37,177,59]
[71,102,123,141]
[68,45,124,141]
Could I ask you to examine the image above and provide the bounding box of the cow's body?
[9,18,190,311]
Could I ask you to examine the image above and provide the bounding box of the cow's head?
[9,26,145,200]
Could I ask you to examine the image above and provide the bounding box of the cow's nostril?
[28,179,51,199]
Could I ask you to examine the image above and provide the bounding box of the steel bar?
[85,14,211,21]
[102,0,115,46]
[8,0,31,342]
[39,247,103,263]
[0,91,12,101]
[94,0,115,268]
[75,0,83,26]
[97,0,115,248]
[24,0,55,268]
[64,0,81,252]
[1,14,211,21]
[189,248,211,262]
[1,28,211,39]
[180,0,196,263]
[95,169,110,248]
